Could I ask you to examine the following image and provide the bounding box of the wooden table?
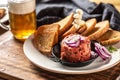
[0,0,120,80]
[0,31,120,80]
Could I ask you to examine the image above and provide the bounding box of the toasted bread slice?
[88,20,109,40]
[0,8,5,19]
[81,18,97,36]
[77,21,87,34]
[33,32,56,56]
[60,21,87,39]
[97,29,120,45]
[55,13,74,36]
[36,24,59,45]
[60,25,76,39]
[37,24,59,33]
[33,24,59,56]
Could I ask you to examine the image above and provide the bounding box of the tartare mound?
[60,34,91,62]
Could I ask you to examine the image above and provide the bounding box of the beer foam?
[8,0,35,14]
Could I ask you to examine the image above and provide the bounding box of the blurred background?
[91,0,120,11]
[0,0,120,11]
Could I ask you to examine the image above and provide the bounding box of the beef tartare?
[60,34,91,62]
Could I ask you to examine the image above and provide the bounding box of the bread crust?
[81,18,97,36]
[0,8,5,19]
[88,20,109,40]
[77,23,87,34]
[97,29,120,45]
[33,24,60,56]
[55,13,74,36]
[60,25,77,39]
[60,20,87,39]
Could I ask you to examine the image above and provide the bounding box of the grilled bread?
[88,20,109,40]
[36,24,60,45]
[33,32,56,56]
[33,24,59,56]
[60,25,77,39]
[97,29,120,45]
[81,18,97,36]
[60,20,87,39]
[77,21,87,34]
[55,13,74,36]
[0,8,5,19]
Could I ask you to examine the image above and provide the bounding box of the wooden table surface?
[0,0,120,80]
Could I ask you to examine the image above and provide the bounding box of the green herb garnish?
[107,46,117,53]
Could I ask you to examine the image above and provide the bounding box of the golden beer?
[8,0,36,42]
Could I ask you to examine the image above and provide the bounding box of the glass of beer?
[8,0,36,42]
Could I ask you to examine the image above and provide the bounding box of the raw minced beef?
[60,34,91,62]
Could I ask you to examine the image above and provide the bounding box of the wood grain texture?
[0,32,120,80]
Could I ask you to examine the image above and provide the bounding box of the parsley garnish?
[107,46,117,53]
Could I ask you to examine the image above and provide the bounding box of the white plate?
[23,35,120,74]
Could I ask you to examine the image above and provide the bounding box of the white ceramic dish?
[23,35,120,74]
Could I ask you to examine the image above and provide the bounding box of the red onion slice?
[65,34,81,47]
[66,40,80,47]
[102,47,111,56]
[95,46,110,60]
[94,43,111,60]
